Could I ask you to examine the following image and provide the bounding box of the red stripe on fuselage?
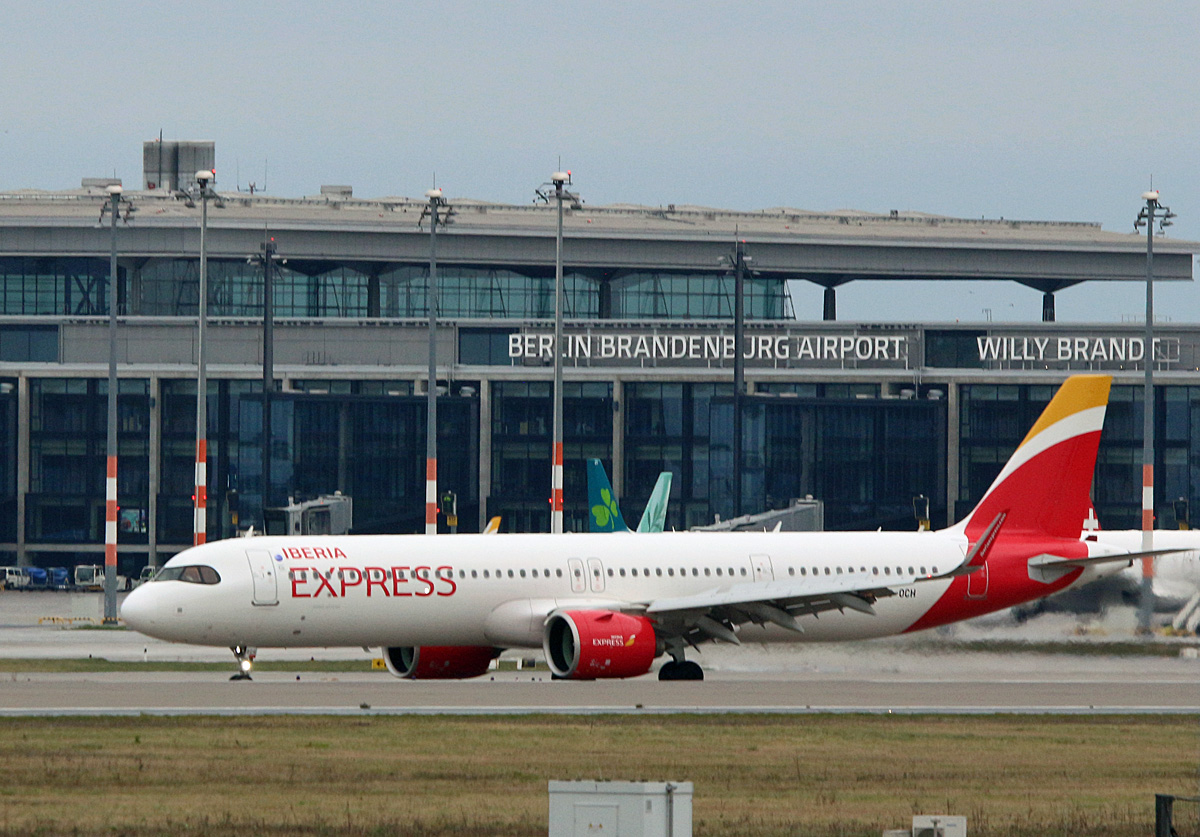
[905,533,1086,633]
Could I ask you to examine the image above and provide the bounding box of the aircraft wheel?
[659,661,704,681]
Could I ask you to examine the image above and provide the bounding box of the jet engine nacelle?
[382,645,501,679]
[543,610,658,680]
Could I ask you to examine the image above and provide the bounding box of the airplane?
[587,459,672,533]
[1081,517,1200,630]
[121,374,1150,682]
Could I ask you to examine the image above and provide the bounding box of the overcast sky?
[3,1,1197,323]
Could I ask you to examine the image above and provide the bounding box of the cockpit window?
[154,565,221,585]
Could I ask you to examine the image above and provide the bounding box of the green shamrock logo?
[591,488,620,530]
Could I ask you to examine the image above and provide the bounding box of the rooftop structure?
[0,181,1193,321]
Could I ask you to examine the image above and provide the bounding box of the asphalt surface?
[2,590,1198,715]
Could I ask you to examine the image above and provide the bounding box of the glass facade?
[957,383,1197,531]
[489,381,613,532]
[0,258,118,316]
[158,379,244,544]
[623,382,731,531]
[608,272,789,320]
[3,256,793,322]
[0,379,15,542]
[710,394,946,530]
[25,379,149,560]
[236,390,478,535]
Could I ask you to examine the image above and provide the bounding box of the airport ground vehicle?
[0,566,29,590]
[73,565,129,592]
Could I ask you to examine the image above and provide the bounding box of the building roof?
[0,185,1194,289]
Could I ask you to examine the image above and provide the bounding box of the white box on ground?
[913,814,967,837]
[549,780,693,837]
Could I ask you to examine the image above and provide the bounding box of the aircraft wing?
[633,565,943,644]
[1027,546,1187,583]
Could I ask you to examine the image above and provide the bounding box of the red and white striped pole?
[194,438,207,546]
[425,458,438,536]
[551,441,564,534]
[105,454,118,569]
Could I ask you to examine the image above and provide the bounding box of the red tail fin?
[955,375,1111,541]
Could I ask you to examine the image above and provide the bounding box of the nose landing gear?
[230,645,256,680]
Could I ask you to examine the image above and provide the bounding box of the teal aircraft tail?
[636,471,672,533]
[587,459,673,533]
[587,459,629,532]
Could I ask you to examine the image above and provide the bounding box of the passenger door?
[586,558,606,593]
[246,549,279,606]
[567,558,587,593]
[750,554,774,583]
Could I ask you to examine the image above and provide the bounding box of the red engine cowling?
[382,646,501,679]
[543,610,658,680]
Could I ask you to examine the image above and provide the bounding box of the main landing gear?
[230,645,256,681]
[658,660,704,681]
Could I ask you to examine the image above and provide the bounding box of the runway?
[2,591,1198,715]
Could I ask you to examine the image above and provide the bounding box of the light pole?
[720,238,752,518]
[260,237,276,527]
[1134,190,1175,632]
[421,188,448,535]
[194,169,215,547]
[536,172,578,534]
[103,184,124,623]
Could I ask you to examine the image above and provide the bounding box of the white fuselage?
[1089,530,1200,603]
[121,529,1120,651]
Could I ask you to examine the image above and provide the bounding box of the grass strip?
[0,714,1193,836]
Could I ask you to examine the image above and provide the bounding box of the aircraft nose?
[119,585,160,634]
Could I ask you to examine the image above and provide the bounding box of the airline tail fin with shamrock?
[587,458,672,533]
[587,459,630,532]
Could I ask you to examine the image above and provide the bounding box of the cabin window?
[667,568,675,577]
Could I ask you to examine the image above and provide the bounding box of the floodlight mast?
[194,170,215,547]
[539,172,574,533]
[423,188,447,535]
[1134,189,1176,632]
[103,184,123,623]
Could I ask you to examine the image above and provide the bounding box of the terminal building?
[0,141,1197,573]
